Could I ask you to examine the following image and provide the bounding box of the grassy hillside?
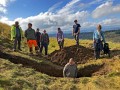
[0,22,120,90]
[0,37,120,90]
[0,22,11,38]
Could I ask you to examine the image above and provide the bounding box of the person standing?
[72,20,81,45]
[63,58,78,78]
[11,21,23,51]
[93,24,106,60]
[57,28,64,50]
[40,30,49,56]
[25,23,39,55]
[35,28,41,48]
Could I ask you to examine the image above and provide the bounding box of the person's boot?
[13,49,16,52]
[35,47,39,56]
[29,47,33,56]
[18,48,22,51]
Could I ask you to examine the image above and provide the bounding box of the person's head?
[36,28,39,32]
[43,30,46,34]
[15,21,19,27]
[69,58,75,65]
[97,24,102,32]
[28,23,32,28]
[74,20,78,24]
[58,28,61,32]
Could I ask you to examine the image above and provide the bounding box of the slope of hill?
[0,22,11,38]
[0,22,120,90]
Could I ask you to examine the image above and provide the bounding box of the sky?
[0,0,120,33]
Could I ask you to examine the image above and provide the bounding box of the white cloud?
[48,1,63,13]
[0,0,120,33]
[101,18,120,26]
[0,6,7,13]
[58,0,81,14]
[92,1,120,18]
[0,0,15,13]
[0,0,15,7]
[0,0,89,33]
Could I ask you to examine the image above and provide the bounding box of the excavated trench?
[0,51,107,78]
[0,51,63,77]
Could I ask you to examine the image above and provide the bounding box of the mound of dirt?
[48,45,94,66]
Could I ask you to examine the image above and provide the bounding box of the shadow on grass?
[0,51,63,77]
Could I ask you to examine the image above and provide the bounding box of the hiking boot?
[13,49,16,52]
[18,49,22,51]
[44,55,48,58]
[29,52,33,56]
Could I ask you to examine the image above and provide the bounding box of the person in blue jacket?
[93,24,106,60]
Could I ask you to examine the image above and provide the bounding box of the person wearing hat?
[93,24,106,59]
[40,30,49,56]
[11,21,24,51]
[57,28,64,50]
[35,28,41,48]
[25,23,39,55]
[72,20,81,45]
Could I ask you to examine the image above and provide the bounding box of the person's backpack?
[103,43,110,57]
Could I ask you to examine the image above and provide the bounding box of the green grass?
[0,58,120,90]
[0,36,120,90]
[0,22,120,89]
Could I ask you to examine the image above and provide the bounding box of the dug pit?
[0,45,110,78]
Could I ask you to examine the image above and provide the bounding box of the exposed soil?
[0,45,112,77]
[78,64,105,77]
[0,51,63,77]
[48,45,94,66]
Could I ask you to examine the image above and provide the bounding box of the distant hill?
[50,30,120,43]
[0,22,120,42]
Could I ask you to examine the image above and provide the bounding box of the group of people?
[11,22,49,56]
[10,19,82,55]
[11,19,106,78]
[63,24,106,78]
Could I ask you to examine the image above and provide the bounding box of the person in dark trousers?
[40,30,49,56]
[25,23,39,55]
[73,20,81,45]
[93,24,106,60]
[63,58,78,78]
[11,21,23,51]
[57,28,64,50]
[35,28,41,48]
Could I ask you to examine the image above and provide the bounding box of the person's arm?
[62,32,64,41]
[63,64,68,77]
[77,24,81,34]
[25,30,27,38]
[41,34,43,42]
[93,32,96,43]
[57,33,58,41]
[39,33,41,42]
[20,27,24,38]
[11,26,15,40]
[34,30,36,37]
[72,25,74,36]
[75,65,78,78]
[47,34,49,44]
[101,32,106,43]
